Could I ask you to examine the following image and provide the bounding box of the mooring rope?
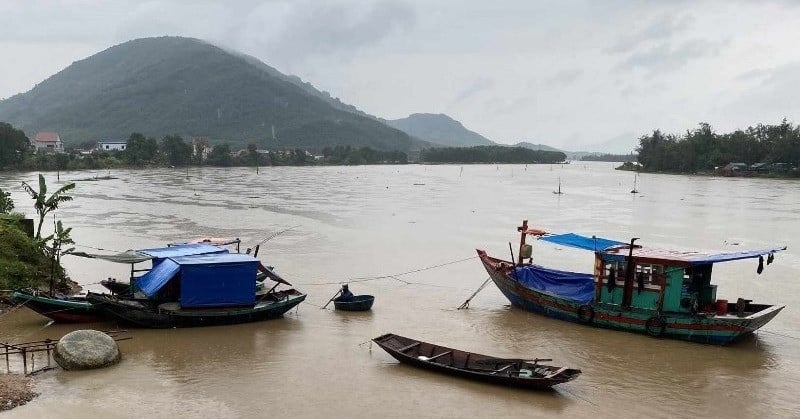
[296,255,478,286]
[457,277,492,309]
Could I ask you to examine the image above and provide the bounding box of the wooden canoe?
[372,333,580,390]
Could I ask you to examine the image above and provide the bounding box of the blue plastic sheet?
[513,265,595,304]
[173,254,258,308]
[134,258,180,298]
[540,233,625,252]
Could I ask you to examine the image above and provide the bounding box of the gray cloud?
[452,77,493,104]
[251,0,416,63]
[606,15,693,54]
[545,68,584,86]
[615,39,727,74]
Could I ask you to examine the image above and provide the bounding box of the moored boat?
[333,295,374,311]
[86,252,305,328]
[372,333,580,390]
[477,220,787,345]
[9,289,101,323]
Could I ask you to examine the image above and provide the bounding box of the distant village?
[28,131,324,161]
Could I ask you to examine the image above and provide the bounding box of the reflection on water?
[1,164,799,418]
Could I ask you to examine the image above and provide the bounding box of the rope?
[457,277,492,309]
[296,255,478,286]
[72,243,125,253]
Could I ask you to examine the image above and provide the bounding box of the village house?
[30,131,64,153]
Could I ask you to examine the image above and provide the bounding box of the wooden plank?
[427,351,452,361]
[397,342,420,353]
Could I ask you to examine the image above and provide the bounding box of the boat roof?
[71,243,228,264]
[537,232,786,266]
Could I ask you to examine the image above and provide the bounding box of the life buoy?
[645,316,666,337]
[577,305,595,324]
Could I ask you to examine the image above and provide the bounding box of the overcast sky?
[1,0,799,152]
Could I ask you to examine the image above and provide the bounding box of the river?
[1,163,798,418]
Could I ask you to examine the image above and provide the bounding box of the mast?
[517,220,528,266]
[622,237,639,308]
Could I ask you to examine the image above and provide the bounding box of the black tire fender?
[645,316,667,337]
[577,305,595,324]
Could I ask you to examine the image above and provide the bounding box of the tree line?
[418,145,566,164]
[581,153,637,162]
[636,120,800,174]
[0,123,410,171]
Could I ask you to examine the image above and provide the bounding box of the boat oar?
[321,288,342,309]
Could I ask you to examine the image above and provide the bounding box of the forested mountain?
[0,36,419,152]
[386,113,494,147]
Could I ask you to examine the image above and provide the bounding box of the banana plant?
[21,174,75,239]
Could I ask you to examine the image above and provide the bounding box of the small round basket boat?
[334,295,375,311]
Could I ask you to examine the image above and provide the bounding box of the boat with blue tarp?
[477,220,786,345]
[77,244,304,328]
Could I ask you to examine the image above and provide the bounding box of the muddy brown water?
[1,163,798,418]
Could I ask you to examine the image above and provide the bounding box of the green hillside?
[0,37,417,152]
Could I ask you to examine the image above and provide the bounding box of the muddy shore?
[0,373,36,411]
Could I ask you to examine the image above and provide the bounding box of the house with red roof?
[31,131,64,153]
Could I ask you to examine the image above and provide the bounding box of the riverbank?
[0,373,36,411]
[615,162,800,179]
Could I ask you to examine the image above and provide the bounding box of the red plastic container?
[716,299,729,315]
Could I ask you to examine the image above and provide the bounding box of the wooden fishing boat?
[477,220,787,345]
[372,333,580,390]
[85,252,305,328]
[9,290,102,323]
[334,295,374,311]
[86,289,305,328]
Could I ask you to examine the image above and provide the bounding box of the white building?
[96,141,127,151]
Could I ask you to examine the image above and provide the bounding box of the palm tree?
[21,174,76,239]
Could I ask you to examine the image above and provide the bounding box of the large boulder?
[53,330,121,371]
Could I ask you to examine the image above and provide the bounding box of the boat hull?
[10,291,102,323]
[334,295,374,311]
[86,291,306,328]
[478,250,783,345]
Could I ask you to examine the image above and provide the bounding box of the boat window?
[603,261,663,287]
[635,263,663,286]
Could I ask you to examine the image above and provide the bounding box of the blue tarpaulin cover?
[513,265,595,305]
[540,233,625,252]
[172,253,258,308]
[135,258,180,298]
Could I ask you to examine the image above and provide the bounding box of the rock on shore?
[53,330,121,371]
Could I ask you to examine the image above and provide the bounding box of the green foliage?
[160,135,191,166]
[636,120,800,173]
[0,121,30,170]
[207,143,232,166]
[124,132,159,165]
[582,153,637,162]
[0,222,53,290]
[20,174,76,239]
[419,145,566,164]
[320,146,407,165]
[0,187,13,214]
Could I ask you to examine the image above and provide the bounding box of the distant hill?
[386,113,494,147]
[0,36,419,152]
[512,142,562,153]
